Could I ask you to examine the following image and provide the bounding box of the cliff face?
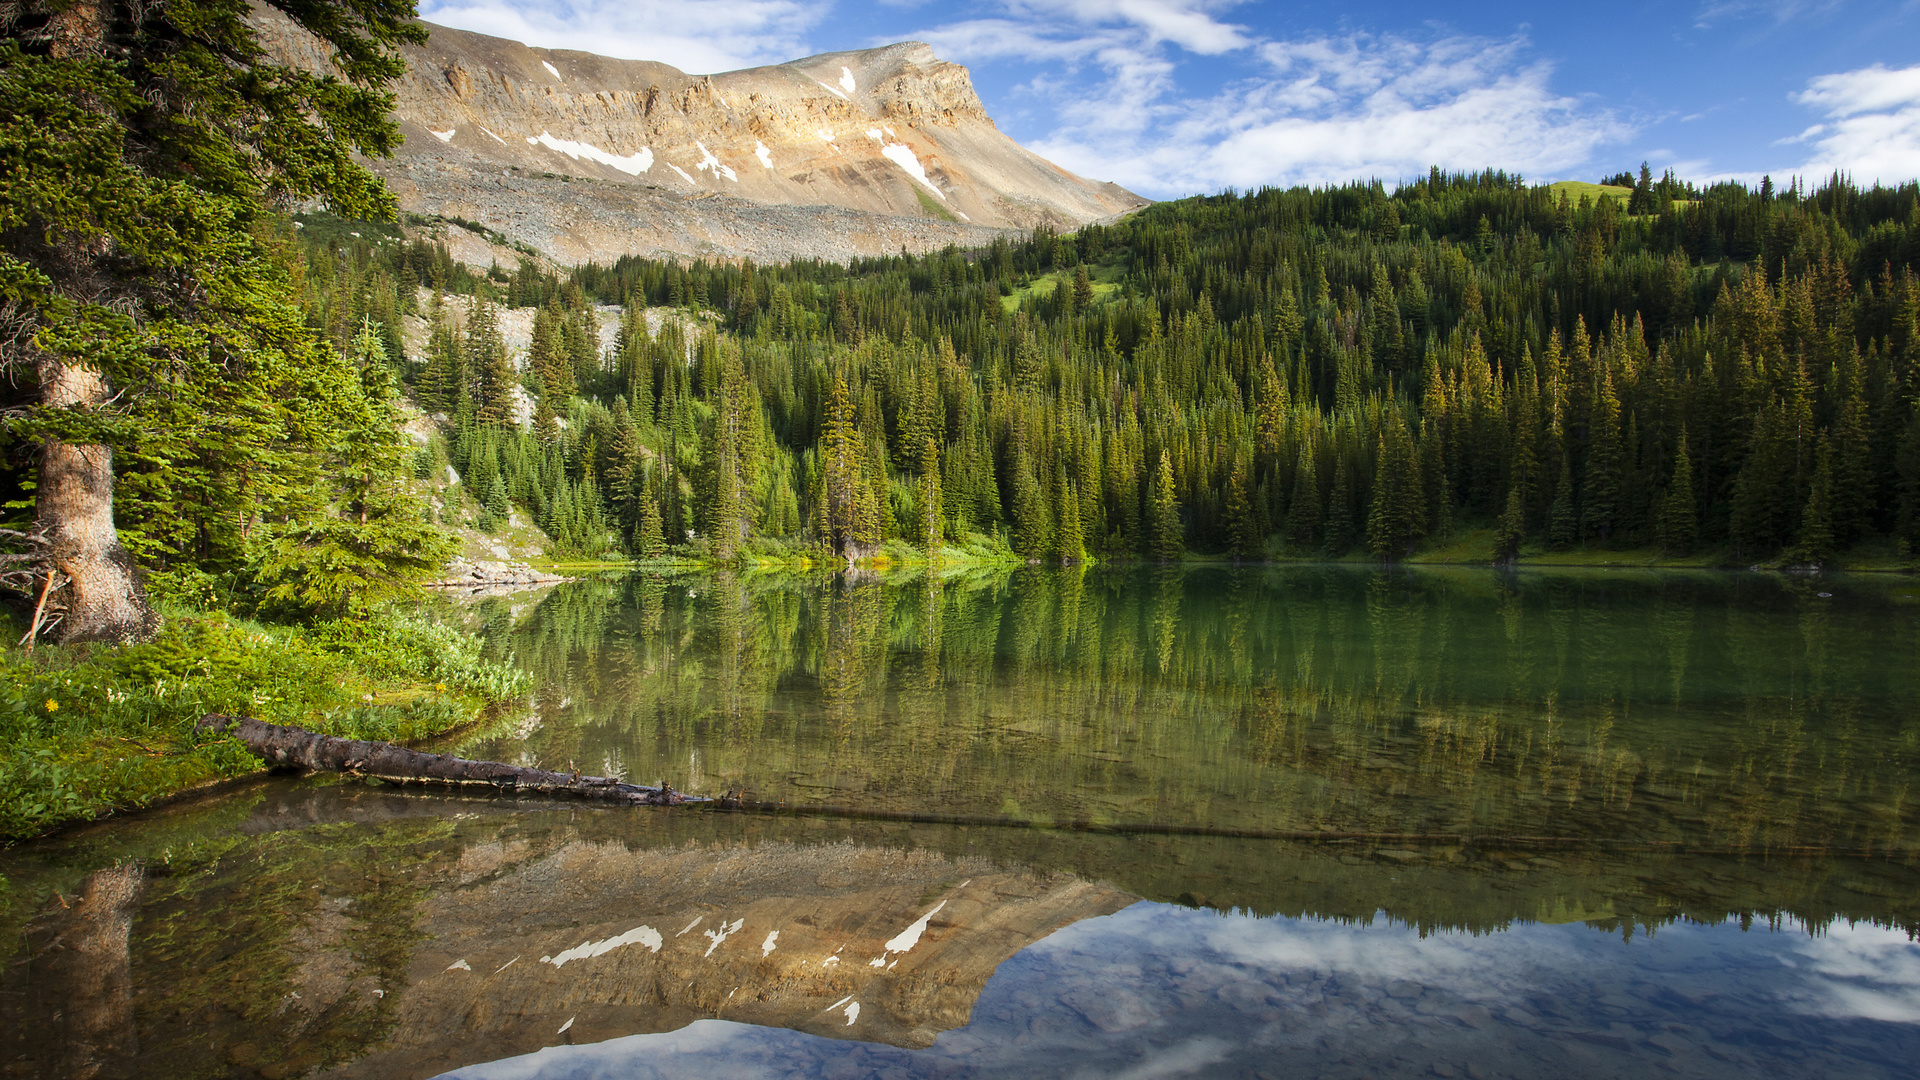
[256,13,1148,263]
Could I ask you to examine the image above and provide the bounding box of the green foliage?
[0,612,529,839]
[2,0,430,572]
[304,165,1920,570]
[252,517,456,619]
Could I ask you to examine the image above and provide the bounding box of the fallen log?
[197,717,1916,859]
[197,715,699,805]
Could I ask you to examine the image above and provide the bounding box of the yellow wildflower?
[45,699,59,712]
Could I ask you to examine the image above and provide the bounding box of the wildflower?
[435,682,447,692]
[45,699,59,712]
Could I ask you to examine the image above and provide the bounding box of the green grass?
[0,609,530,843]
[914,187,958,223]
[1547,180,1634,206]
[998,262,1126,315]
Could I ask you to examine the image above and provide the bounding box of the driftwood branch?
[197,715,700,805]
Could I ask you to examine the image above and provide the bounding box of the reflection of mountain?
[3,782,1919,1078]
[0,793,1131,1080]
[340,840,1131,1076]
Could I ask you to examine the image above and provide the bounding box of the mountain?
[255,12,1149,264]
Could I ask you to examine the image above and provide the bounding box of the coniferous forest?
[277,167,1920,571]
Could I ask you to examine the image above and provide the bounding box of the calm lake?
[4,565,1919,1079]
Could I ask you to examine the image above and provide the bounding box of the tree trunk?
[23,0,160,645]
[199,715,700,804]
[36,357,159,645]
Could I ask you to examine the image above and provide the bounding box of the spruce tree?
[1323,452,1356,555]
[1793,435,1837,566]
[1224,459,1258,559]
[1656,435,1699,555]
[2,0,425,640]
[1011,442,1053,557]
[1548,457,1578,549]
[1366,427,1425,561]
[921,437,945,553]
[1054,464,1085,561]
[1896,401,1920,555]
[469,299,518,428]
[1495,487,1526,564]
[1286,444,1321,549]
[1581,368,1623,542]
[638,478,668,557]
[1149,451,1183,561]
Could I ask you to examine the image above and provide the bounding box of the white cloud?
[1781,63,1920,185]
[1015,32,1627,197]
[1694,0,1848,30]
[417,1,825,74]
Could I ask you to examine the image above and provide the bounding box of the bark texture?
[35,358,160,644]
[15,0,161,645]
[199,715,700,804]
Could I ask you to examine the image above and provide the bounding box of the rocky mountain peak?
[254,10,1146,264]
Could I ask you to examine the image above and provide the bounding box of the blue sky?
[417,0,1920,200]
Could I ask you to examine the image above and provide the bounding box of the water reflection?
[5,565,1918,1078]
[1,781,1917,1079]
[462,566,1920,853]
[447,905,1920,1080]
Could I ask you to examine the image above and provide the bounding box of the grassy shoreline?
[0,608,530,845]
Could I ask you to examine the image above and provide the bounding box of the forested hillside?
[244,169,1920,566]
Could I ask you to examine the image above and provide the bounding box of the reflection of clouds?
[448,1019,790,1079]
[1087,1035,1232,1080]
[1038,902,1589,1007]
[447,905,1920,1080]
[1787,922,1920,1024]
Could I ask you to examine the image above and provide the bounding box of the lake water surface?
[4,565,1918,1079]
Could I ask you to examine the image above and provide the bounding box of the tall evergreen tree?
[1149,450,1183,560]
[1366,426,1425,560]
[1656,432,1700,555]
[1,0,425,640]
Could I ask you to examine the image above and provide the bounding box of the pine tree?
[1149,450,1183,560]
[1224,458,1258,559]
[920,437,945,553]
[1793,435,1837,566]
[1896,401,1920,555]
[1366,426,1425,561]
[469,298,518,428]
[1548,457,1578,549]
[1054,464,1085,561]
[1656,433,1699,555]
[1323,451,1356,555]
[1495,487,1526,564]
[1286,444,1321,549]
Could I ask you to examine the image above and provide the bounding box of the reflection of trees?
[475,566,1919,854]
[8,802,1917,1080]
[28,864,144,1080]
